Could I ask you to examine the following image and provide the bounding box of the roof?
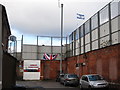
[1,4,11,35]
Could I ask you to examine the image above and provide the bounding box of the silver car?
[60,74,79,86]
[80,74,108,89]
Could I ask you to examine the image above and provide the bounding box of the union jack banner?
[43,53,58,60]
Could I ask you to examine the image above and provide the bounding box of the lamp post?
[60,4,63,74]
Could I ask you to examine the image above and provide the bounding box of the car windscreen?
[60,75,64,77]
[68,74,78,78]
[88,75,104,81]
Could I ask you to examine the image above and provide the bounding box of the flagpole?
[60,3,63,74]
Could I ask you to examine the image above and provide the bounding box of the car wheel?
[60,80,62,84]
[64,81,67,86]
[88,86,92,90]
[80,84,83,90]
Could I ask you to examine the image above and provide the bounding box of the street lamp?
[9,35,17,57]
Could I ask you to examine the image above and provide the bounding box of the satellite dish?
[9,35,16,41]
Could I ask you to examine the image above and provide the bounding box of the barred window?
[100,5,109,25]
[80,25,84,37]
[85,20,90,34]
[111,1,119,19]
[75,28,79,40]
[69,33,73,43]
[91,14,98,30]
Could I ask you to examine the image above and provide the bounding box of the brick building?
[0,4,16,89]
[66,0,120,83]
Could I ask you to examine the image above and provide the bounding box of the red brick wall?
[66,44,120,83]
[117,44,120,82]
[18,44,119,83]
[67,56,77,74]
[40,60,67,80]
[16,60,67,80]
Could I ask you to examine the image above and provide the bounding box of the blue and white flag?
[77,13,85,20]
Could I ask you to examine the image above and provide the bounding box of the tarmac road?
[16,80,80,90]
[16,80,120,90]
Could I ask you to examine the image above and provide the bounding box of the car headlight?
[90,83,98,87]
[92,84,98,86]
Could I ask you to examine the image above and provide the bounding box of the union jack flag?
[43,53,58,60]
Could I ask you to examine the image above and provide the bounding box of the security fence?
[21,36,67,60]
[67,0,120,57]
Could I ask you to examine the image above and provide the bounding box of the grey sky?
[0,0,113,39]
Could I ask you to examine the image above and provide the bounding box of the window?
[111,1,119,19]
[73,31,76,40]
[84,77,88,82]
[85,20,90,34]
[100,5,109,25]
[72,32,74,41]
[76,28,79,40]
[82,76,88,82]
[119,1,120,15]
[68,74,78,78]
[80,25,84,37]
[91,14,98,30]
[69,33,73,43]
[82,76,85,80]
[88,75,104,81]
[64,74,67,78]
[24,69,38,72]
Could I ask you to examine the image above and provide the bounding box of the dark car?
[56,73,65,82]
[60,74,79,86]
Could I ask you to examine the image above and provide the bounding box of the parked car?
[60,74,79,86]
[56,73,65,82]
[79,74,109,89]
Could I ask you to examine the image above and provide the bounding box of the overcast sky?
[0,0,113,37]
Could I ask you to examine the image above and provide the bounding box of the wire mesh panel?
[21,36,67,60]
